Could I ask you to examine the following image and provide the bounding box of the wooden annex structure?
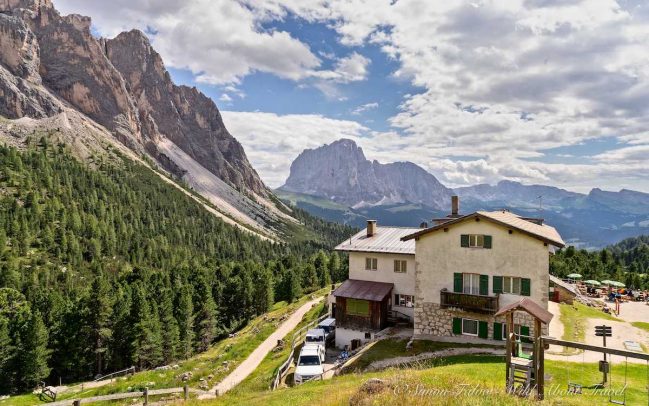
[496,298,553,399]
[333,279,393,332]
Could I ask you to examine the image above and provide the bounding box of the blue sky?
[57,0,649,192]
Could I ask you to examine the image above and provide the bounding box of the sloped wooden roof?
[402,210,565,248]
[494,298,554,325]
[333,279,394,301]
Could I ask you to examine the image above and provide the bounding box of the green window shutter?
[521,278,531,296]
[453,273,463,293]
[520,325,531,343]
[479,275,489,295]
[483,235,492,249]
[493,322,502,340]
[493,276,503,294]
[452,317,462,335]
[460,234,469,247]
[478,321,488,339]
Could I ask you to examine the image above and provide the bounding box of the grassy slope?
[195,355,649,406]
[274,190,350,211]
[559,303,620,344]
[3,289,329,406]
[342,338,500,372]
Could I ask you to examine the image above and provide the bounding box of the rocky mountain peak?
[281,138,453,209]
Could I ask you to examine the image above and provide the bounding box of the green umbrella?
[566,273,582,279]
[601,279,613,285]
[609,281,625,288]
[584,280,601,286]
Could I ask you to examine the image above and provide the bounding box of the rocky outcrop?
[105,30,265,194]
[281,139,453,209]
[0,12,61,118]
[0,0,267,196]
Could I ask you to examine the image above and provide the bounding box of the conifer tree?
[175,284,194,359]
[194,277,217,353]
[159,290,180,363]
[17,310,51,390]
[86,276,113,376]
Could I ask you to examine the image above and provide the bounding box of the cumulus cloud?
[351,102,378,115]
[56,0,369,90]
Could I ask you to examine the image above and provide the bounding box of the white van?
[294,346,324,385]
[317,318,336,344]
[305,328,327,361]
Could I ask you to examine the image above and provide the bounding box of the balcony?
[440,289,499,314]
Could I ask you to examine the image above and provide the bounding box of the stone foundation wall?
[414,302,549,339]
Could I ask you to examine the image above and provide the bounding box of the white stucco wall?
[348,251,416,316]
[414,218,550,309]
[334,327,377,350]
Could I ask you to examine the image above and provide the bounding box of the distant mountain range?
[277,139,649,248]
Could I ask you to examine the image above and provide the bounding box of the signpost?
[595,325,612,385]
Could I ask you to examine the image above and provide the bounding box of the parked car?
[305,328,327,354]
[317,318,336,344]
[294,346,324,385]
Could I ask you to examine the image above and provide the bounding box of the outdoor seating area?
[557,273,649,317]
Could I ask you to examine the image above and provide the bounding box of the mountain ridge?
[0,0,291,237]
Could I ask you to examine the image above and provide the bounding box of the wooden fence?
[270,313,329,390]
[46,385,207,405]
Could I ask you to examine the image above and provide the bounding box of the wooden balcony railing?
[440,289,499,314]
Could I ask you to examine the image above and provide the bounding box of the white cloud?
[351,102,378,115]
[55,0,370,91]
[219,93,233,103]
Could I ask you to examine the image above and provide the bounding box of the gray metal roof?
[549,275,578,295]
[335,226,418,255]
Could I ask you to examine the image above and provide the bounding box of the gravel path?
[205,297,324,397]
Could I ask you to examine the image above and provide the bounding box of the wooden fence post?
[183,384,189,400]
[73,400,80,406]
[143,387,148,406]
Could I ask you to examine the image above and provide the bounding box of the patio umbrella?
[601,279,613,285]
[609,281,625,288]
[566,273,582,279]
[584,280,601,286]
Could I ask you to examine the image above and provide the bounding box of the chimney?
[367,220,377,237]
[451,195,459,217]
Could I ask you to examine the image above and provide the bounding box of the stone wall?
[414,302,549,340]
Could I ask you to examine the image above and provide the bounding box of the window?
[393,260,407,273]
[394,294,415,308]
[503,276,522,294]
[365,257,378,271]
[463,273,480,295]
[347,299,370,316]
[469,234,484,248]
[461,234,492,248]
[462,318,479,336]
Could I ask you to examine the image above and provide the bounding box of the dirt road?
[206,296,324,396]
